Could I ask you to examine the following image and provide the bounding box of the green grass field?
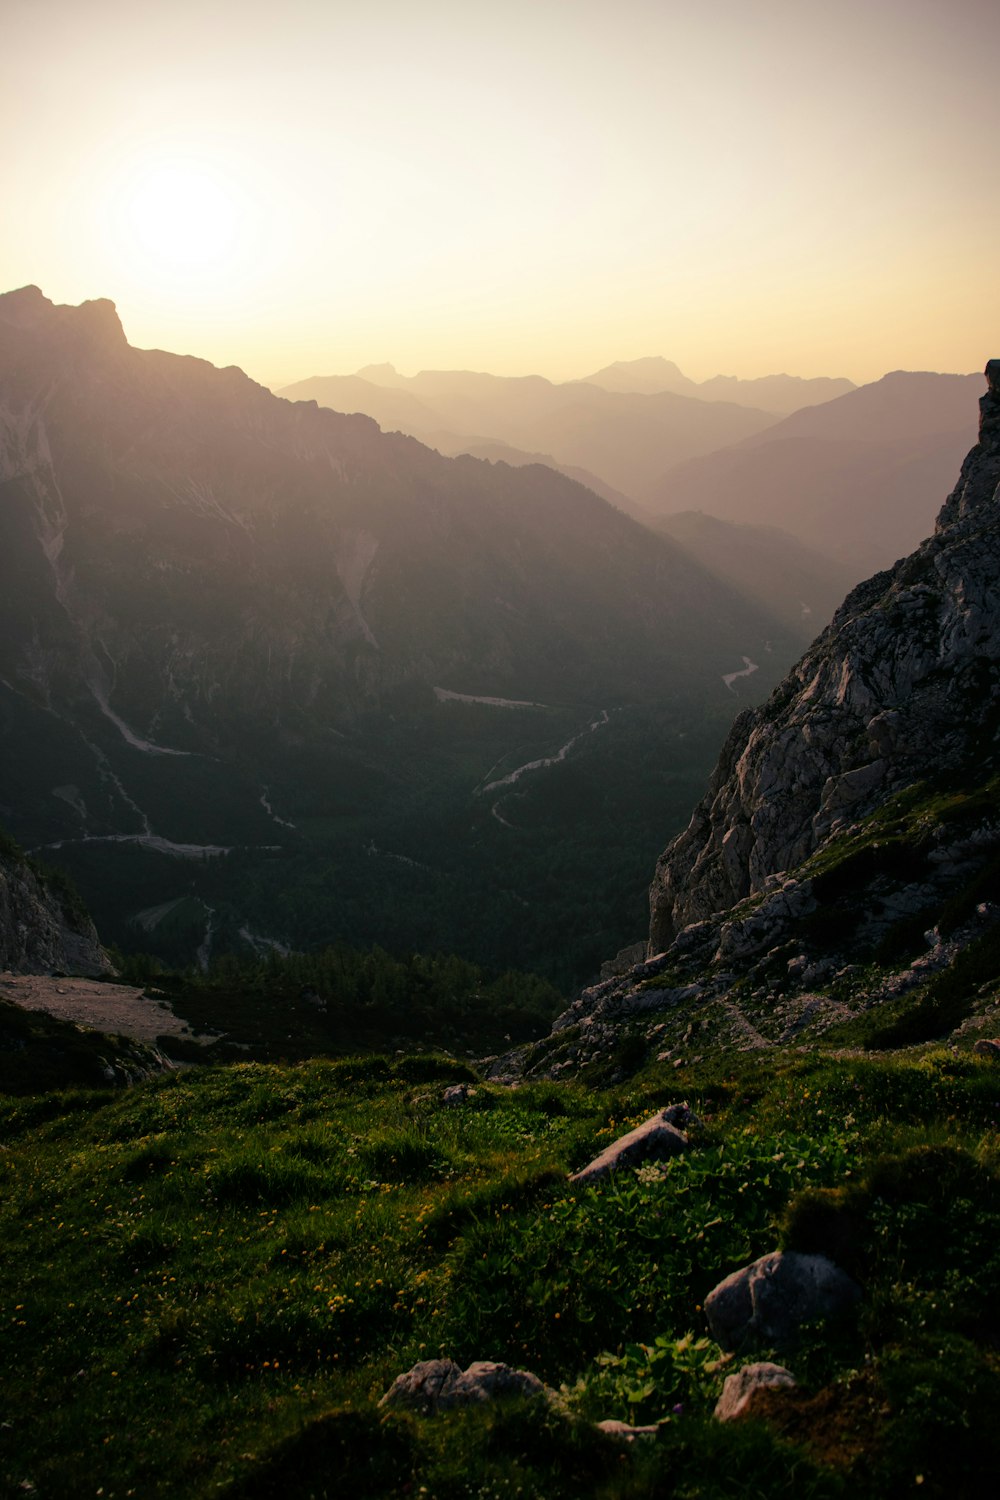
[3,1041,1000,1497]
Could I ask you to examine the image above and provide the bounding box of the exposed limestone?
[649,362,1000,954]
[569,1105,693,1184]
[0,845,107,975]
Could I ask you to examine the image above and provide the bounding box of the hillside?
[0,287,797,983]
[650,512,858,644]
[652,371,981,573]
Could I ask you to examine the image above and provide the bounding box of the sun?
[124,160,240,270]
[103,147,264,301]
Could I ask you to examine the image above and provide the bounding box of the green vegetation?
[109,944,563,1063]
[36,694,757,990]
[3,1044,999,1496]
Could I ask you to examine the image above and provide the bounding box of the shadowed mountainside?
[0,287,797,982]
[652,371,981,573]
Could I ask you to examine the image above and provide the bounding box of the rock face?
[649,361,1000,954]
[705,1251,861,1353]
[0,839,105,974]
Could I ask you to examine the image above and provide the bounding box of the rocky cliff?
[487,360,1000,1081]
[0,835,106,974]
[649,360,1000,953]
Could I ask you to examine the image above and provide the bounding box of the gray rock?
[595,1418,661,1440]
[379,1358,463,1412]
[569,1105,692,1184]
[705,1250,861,1351]
[379,1358,545,1413]
[714,1361,797,1421]
[441,1084,475,1105]
[972,1039,1000,1061]
[0,847,107,976]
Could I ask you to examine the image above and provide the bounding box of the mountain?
[577,356,696,397]
[425,436,636,513]
[0,287,798,983]
[581,357,855,413]
[0,827,105,974]
[278,367,778,510]
[495,360,998,1078]
[648,360,998,952]
[649,512,858,644]
[651,371,982,573]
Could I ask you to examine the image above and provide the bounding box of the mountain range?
[578,355,855,411]
[277,365,779,506]
[278,360,978,583]
[0,287,802,983]
[652,371,981,573]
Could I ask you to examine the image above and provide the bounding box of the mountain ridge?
[0,286,795,981]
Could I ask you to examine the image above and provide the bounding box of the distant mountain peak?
[355,362,405,386]
[0,284,126,349]
[581,357,695,396]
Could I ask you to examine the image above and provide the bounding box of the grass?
[2,1042,1000,1497]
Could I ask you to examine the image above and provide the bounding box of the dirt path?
[0,972,211,1045]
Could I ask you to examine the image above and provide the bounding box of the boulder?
[379,1358,545,1412]
[569,1105,693,1184]
[972,1039,1000,1061]
[714,1361,797,1421]
[441,1084,475,1105]
[705,1251,860,1352]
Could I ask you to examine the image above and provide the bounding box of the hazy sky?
[4,0,998,387]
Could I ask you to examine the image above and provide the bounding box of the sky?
[4,0,998,388]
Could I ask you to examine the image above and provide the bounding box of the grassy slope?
[3,1044,1000,1498]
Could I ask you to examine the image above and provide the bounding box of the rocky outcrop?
[649,361,1000,953]
[0,839,106,974]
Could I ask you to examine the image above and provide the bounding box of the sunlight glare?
[102,147,269,307]
[125,161,239,269]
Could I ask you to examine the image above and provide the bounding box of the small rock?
[705,1250,861,1352]
[714,1361,797,1421]
[973,1039,1000,1061]
[595,1418,661,1441]
[569,1105,693,1184]
[442,1084,475,1105]
[379,1358,545,1412]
